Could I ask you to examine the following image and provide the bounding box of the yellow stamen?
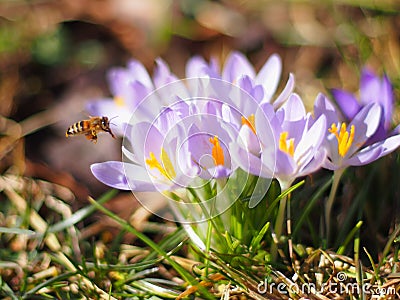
[241,114,256,134]
[146,149,176,180]
[114,96,125,107]
[328,123,355,157]
[279,132,295,157]
[209,136,224,166]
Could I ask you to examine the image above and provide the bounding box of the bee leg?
[85,132,97,143]
[105,128,116,139]
[90,130,98,143]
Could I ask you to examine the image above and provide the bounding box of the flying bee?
[66,116,116,143]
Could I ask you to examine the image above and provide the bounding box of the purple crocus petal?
[187,125,213,169]
[126,60,153,89]
[366,121,387,145]
[345,146,382,167]
[255,54,282,103]
[360,68,380,106]
[91,161,130,190]
[381,74,394,130]
[347,134,400,166]
[348,103,381,155]
[127,122,163,166]
[124,163,173,191]
[237,125,261,156]
[393,124,400,135]
[107,61,153,104]
[222,52,255,82]
[106,67,128,97]
[186,56,217,78]
[271,73,295,109]
[274,150,296,180]
[322,157,338,171]
[237,76,264,103]
[153,58,179,88]
[256,103,278,147]
[331,89,360,120]
[313,93,340,126]
[279,93,306,122]
[156,106,187,135]
[230,143,272,177]
[209,165,232,178]
[294,115,326,164]
[297,148,327,177]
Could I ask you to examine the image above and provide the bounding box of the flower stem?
[271,195,286,261]
[325,168,345,245]
[271,181,291,262]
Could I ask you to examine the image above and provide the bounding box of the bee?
[66,116,115,143]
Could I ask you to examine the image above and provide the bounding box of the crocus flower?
[232,93,327,190]
[318,92,400,240]
[314,94,400,171]
[86,58,188,136]
[331,68,395,143]
[91,117,196,192]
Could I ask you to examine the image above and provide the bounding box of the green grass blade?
[379,225,400,270]
[22,271,76,299]
[0,276,19,300]
[87,196,215,299]
[250,222,270,253]
[293,177,332,237]
[337,221,362,255]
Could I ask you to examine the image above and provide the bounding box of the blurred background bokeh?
[0,0,399,241]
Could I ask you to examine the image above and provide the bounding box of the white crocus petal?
[237,125,261,156]
[255,53,282,103]
[271,73,295,109]
[297,148,327,177]
[352,103,381,138]
[279,93,306,122]
[294,115,326,164]
[122,145,139,164]
[346,104,381,157]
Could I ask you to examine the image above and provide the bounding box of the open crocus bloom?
[314,94,400,170]
[231,93,327,189]
[332,68,395,143]
[91,121,194,192]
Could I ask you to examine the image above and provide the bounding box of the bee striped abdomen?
[66,121,87,137]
